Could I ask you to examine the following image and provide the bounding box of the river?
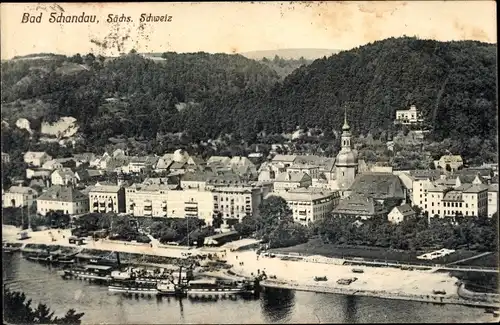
[3,253,493,324]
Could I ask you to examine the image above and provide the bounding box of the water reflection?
[343,295,358,324]
[2,253,489,324]
[261,288,295,323]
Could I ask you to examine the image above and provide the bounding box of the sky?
[0,1,497,59]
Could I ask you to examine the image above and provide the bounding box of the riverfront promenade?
[3,226,499,309]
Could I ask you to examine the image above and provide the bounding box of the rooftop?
[349,172,405,199]
[393,204,415,217]
[333,194,387,216]
[37,185,87,202]
[275,171,311,183]
[88,185,122,193]
[6,186,36,195]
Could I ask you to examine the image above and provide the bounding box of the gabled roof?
[488,184,499,192]
[275,171,312,183]
[349,172,405,199]
[271,154,297,163]
[206,156,231,165]
[24,151,49,159]
[169,161,187,170]
[392,204,415,217]
[37,185,87,202]
[52,168,76,179]
[333,194,387,216]
[456,183,489,193]
[438,155,463,163]
[156,158,173,169]
[6,186,36,195]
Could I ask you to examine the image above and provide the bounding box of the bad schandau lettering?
[21,12,173,24]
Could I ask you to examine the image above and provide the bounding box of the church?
[334,108,359,197]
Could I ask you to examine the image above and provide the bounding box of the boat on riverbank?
[108,280,184,296]
[2,243,21,253]
[58,264,115,282]
[186,278,255,299]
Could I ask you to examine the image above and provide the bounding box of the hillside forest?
[1,37,497,166]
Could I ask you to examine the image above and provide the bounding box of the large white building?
[167,189,215,225]
[395,105,423,125]
[278,188,340,226]
[423,183,489,218]
[36,185,89,216]
[88,185,126,214]
[2,186,38,208]
[125,184,170,217]
[212,184,270,226]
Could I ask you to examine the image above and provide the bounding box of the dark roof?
[207,171,243,185]
[37,185,87,202]
[169,161,187,170]
[333,194,387,216]
[394,204,415,217]
[349,172,405,200]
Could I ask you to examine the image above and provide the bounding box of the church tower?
[335,106,358,195]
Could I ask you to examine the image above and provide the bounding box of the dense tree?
[3,288,84,324]
[1,37,495,163]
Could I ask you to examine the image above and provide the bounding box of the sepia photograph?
[1,1,498,324]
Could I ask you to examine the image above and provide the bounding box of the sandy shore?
[225,250,461,299]
[4,225,493,307]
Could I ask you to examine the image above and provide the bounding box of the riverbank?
[4,225,498,309]
[259,280,499,309]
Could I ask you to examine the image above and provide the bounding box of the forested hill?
[234,37,497,143]
[1,52,280,145]
[1,37,497,153]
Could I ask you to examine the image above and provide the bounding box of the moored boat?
[2,243,21,253]
[186,278,254,299]
[58,264,114,282]
[108,280,184,296]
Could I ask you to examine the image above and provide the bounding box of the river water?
[3,253,493,324]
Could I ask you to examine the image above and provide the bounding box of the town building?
[2,186,38,208]
[72,153,97,167]
[125,183,170,217]
[387,204,416,224]
[51,168,77,186]
[1,152,10,164]
[287,162,320,180]
[212,184,270,226]
[278,188,340,226]
[163,189,215,225]
[423,183,489,218]
[26,168,52,180]
[123,156,159,174]
[434,155,464,171]
[395,169,443,206]
[394,105,423,125]
[88,185,126,214]
[23,151,52,167]
[332,194,387,220]
[487,184,498,217]
[273,172,312,193]
[36,185,89,216]
[41,158,76,171]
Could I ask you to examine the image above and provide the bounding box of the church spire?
[342,104,350,131]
